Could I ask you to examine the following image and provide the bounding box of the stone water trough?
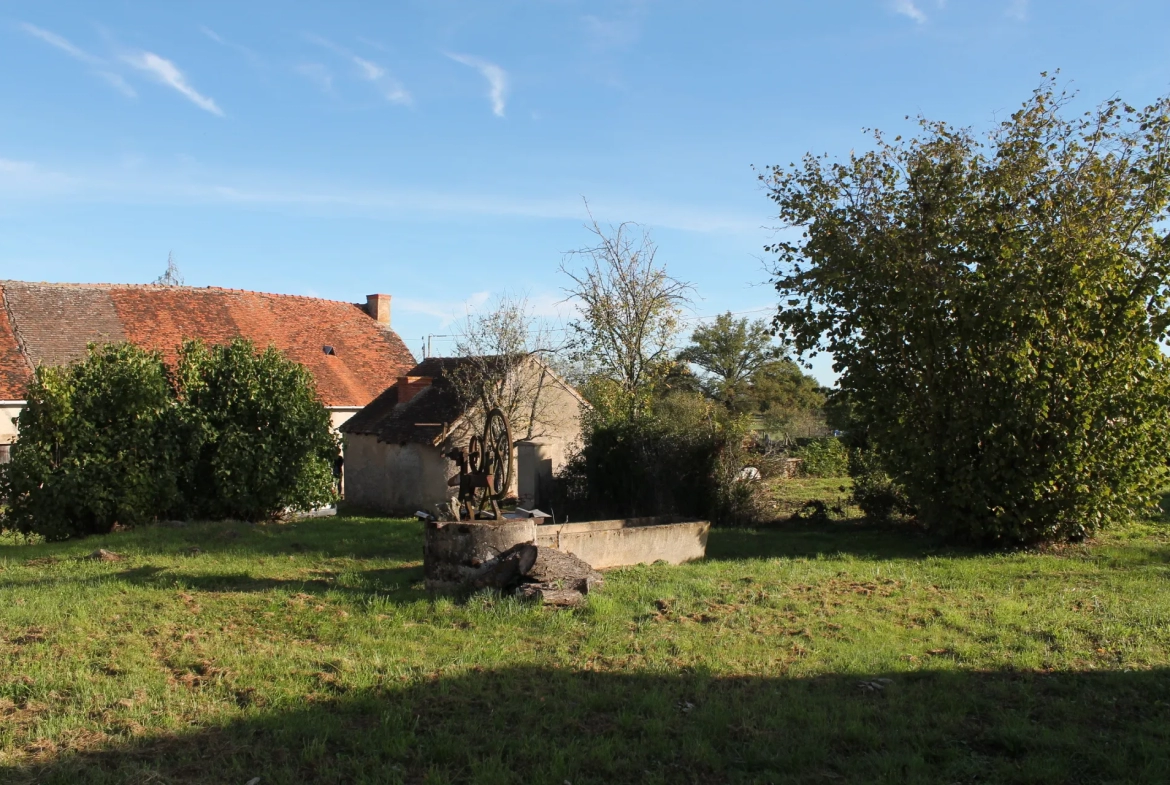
[423,515,710,606]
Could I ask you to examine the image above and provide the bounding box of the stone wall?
[342,433,455,515]
[0,403,21,445]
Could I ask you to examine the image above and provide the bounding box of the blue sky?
[2,1,1168,383]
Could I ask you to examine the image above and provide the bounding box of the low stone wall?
[535,515,709,570]
[422,515,710,593]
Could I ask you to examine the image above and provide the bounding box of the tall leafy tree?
[750,359,826,428]
[679,313,782,405]
[762,78,1170,543]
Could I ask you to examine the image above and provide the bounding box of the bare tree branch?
[560,211,693,420]
[448,292,564,440]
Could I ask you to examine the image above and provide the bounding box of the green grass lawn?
[2,483,1170,784]
[767,476,859,519]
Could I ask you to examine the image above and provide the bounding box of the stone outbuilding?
[340,356,587,516]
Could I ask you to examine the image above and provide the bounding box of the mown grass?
[767,475,858,519]
[1,483,1169,784]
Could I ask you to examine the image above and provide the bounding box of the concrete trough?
[534,515,710,570]
[422,514,710,592]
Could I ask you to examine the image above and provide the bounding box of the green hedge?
[0,339,337,540]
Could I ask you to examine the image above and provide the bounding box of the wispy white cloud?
[892,0,927,23]
[19,22,142,100]
[199,25,264,66]
[296,62,334,93]
[582,14,642,51]
[352,56,384,82]
[19,22,99,63]
[199,25,226,46]
[122,51,223,115]
[352,55,411,103]
[446,53,508,117]
[0,157,77,194]
[397,291,491,327]
[0,156,761,234]
[96,71,136,97]
[305,35,411,105]
[1006,0,1029,21]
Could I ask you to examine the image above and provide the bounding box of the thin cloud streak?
[1006,0,1029,21]
[892,0,927,23]
[0,158,760,234]
[97,71,136,97]
[305,35,411,105]
[0,157,78,195]
[353,55,410,103]
[122,51,223,115]
[19,22,99,63]
[397,291,491,327]
[199,25,227,45]
[446,53,508,117]
[199,25,265,66]
[19,23,139,100]
[296,63,333,93]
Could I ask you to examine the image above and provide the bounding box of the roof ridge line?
[0,280,364,307]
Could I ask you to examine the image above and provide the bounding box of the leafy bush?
[848,448,915,523]
[174,339,338,522]
[552,391,776,525]
[0,344,179,541]
[1,339,338,539]
[792,437,848,478]
[764,80,1170,544]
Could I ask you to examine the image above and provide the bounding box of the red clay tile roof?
[0,282,417,407]
[341,357,478,443]
[0,296,31,401]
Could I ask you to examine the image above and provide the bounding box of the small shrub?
[0,344,179,541]
[792,437,848,478]
[848,448,914,523]
[552,391,778,526]
[710,444,785,526]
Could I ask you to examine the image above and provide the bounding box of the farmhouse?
[0,281,417,460]
[341,356,586,516]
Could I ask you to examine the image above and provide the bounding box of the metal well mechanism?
[445,407,514,520]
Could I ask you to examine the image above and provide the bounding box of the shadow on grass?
[0,563,426,602]
[4,665,1169,785]
[706,519,967,563]
[0,517,425,563]
[123,565,425,597]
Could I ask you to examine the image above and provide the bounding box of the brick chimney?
[397,376,432,405]
[366,293,391,326]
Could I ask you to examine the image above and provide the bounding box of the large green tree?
[762,79,1170,544]
[679,313,825,430]
[679,313,782,405]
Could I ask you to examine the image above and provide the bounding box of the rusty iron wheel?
[481,407,514,501]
